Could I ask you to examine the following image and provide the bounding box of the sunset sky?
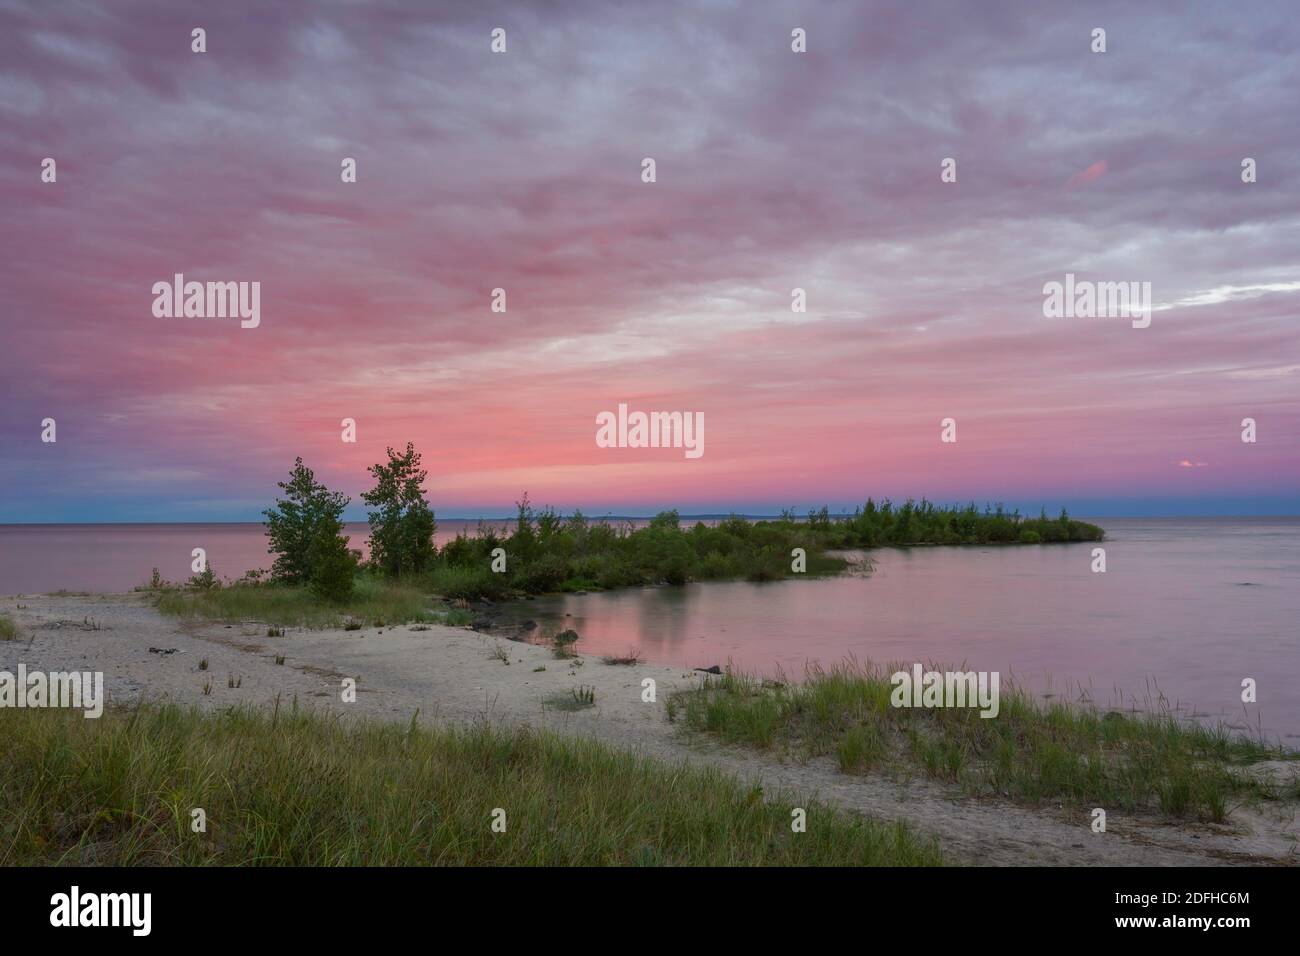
[2,0,1297,522]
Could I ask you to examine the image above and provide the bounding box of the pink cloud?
[1066,161,1108,188]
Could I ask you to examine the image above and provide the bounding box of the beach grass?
[151,575,468,629]
[0,703,942,866]
[0,613,17,641]
[671,663,1296,823]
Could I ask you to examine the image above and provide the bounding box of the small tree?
[308,532,358,603]
[362,442,436,576]
[187,563,220,590]
[263,458,351,585]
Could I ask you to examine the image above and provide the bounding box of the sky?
[1,0,1297,522]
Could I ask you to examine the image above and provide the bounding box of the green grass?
[424,564,513,601]
[0,613,17,641]
[0,703,942,866]
[152,575,455,629]
[672,663,1297,823]
[545,685,597,712]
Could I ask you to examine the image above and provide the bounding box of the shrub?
[426,565,509,601]
[515,554,568,593]
[552,629,580,657]
[308,532,358,603]
[610,562,647,589]
[187,564,220,590]
[697,551,734,579]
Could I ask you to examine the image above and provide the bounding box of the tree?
[362,442,436,576]
[509,492,538,563]
[263,458,351,584]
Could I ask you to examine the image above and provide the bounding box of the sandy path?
[3,593,1296,866]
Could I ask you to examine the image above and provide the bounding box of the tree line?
[262,445,1104,604]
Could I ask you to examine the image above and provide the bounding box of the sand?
[3,591,1296,866]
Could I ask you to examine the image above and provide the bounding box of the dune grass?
[0,613,17,641]
[0,703,942,866]
[670,663,1297,823]
[152,575,470,629]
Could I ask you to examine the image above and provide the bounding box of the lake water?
[510,518,1300,739]
[2,517,1297,738]
[0,520,505,593]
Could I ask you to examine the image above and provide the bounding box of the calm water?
[0,521,504,593]
[513,518,1300,739]
[2,518,1297,737]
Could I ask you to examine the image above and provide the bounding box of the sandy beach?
[3,591,1295,867]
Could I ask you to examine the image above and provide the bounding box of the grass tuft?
[601,650,642,666]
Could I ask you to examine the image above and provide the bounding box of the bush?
[662,556,692,586]
[596,559,641,590]
[187,564,220,590]
[426,565,509,601]
[515,554,569,593]
[308,533,358,603]
[697,551,734,579]
[440,533,479,567]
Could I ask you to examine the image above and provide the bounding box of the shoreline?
[3,591,1296,866]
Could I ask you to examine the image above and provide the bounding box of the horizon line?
[3,514,1299,527]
